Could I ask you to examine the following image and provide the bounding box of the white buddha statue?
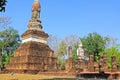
[77,40,89,61]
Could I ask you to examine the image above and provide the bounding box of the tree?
[104,46,120,69]
[72,43,78,61]
[0,0,7,12]
[64,34,79,48]
[57,40,67,59]
[115,44,120,51]
[57,40,67,70]
[0,27,21,54]
[105,36,117,48]
[2,53,10,68]
[47,35,61,56]
[0,17,11,31]
[0,17,10,70]
[0,27,21,68]
[48,34,79,58]
[80,32,106,61]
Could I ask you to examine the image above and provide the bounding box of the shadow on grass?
[42,78,80,80]
[9,78,79,80]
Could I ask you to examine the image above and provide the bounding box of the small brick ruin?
[66,46,120,79]
[6,0,60,74]
[66,53,118,73]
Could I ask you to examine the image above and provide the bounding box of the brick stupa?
[6,0,60,74]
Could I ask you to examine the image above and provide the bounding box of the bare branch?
[0,17,11,31]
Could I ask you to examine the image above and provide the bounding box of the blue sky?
[1,0,120,43]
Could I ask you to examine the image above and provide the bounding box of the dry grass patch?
[0,74,54,80]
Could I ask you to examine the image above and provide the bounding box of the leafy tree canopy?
[80,32,106,55]
[0,27,21,55]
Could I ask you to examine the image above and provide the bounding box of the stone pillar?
[68,46,72,58]
[117,74,120,79]
[111,56,117,72]
[108,74,114,80]
[108,74,117,80]
[99,56,104,72]
[103,53,108,72]
[94,62,99,72]
[89,53,94,72]
[66,46,73,71]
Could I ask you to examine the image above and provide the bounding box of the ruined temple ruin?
[66,44,120,79]
[6,0,60,74]
[4,0,120,79]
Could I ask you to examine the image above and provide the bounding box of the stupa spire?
[34,0,39,2]
[21,0,48,44]
[28,0,42,31]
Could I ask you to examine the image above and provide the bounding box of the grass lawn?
[0,74,56,80]
[0,74,75,80]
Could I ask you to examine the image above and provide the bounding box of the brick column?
[103,53,108,72]
[111,56,117,72]
[89,54,94,72]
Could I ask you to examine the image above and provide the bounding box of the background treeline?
[0,17,120,70]
[48,33,120,70]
